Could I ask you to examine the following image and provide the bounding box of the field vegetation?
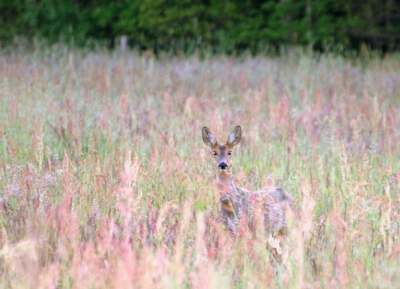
[0,46,400,287]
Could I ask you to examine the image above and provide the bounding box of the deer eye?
[213,151,218,156]
[228,151,232,156]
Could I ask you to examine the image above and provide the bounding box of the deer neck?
[217,169,241,219]
[217,170,236,193]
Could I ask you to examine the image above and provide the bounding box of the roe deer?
[202,126,294,236]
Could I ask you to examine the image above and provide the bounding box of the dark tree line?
[1,0,400,53]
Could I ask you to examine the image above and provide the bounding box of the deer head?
[202,126,242,172]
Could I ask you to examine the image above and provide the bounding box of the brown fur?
[202,126,294,236]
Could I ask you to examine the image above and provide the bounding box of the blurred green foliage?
[1,0,400,53]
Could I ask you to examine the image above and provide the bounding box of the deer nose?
[218,162,228,170]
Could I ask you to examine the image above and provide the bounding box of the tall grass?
[0,47,399,288]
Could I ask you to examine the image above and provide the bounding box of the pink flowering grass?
[0,47,399,287]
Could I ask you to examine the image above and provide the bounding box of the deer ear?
[227,126,242,147]
[202,127,217,147]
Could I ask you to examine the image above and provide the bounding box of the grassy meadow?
[0,46,400,288]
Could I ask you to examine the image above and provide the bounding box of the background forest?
[1,0,400,53]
